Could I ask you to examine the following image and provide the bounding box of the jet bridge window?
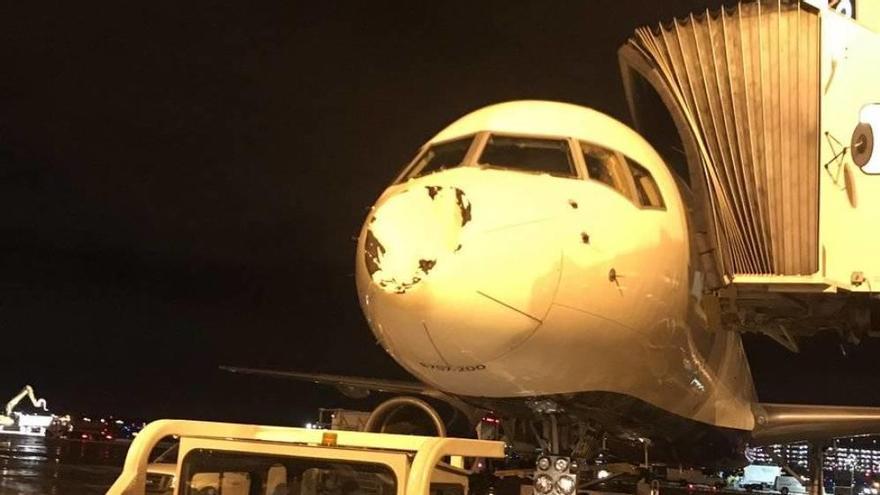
[626,159,665,209]
[408,136,474,179]
[478,135,575,178]
[580,142,632,199]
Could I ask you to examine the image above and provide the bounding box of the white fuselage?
[355,101,757,432]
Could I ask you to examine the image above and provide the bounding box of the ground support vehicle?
[107,419,506,495]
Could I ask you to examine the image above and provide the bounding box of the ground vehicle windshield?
[152,443,179,464]
[180,449,397,495]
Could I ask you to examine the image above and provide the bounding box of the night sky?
[1,1,878,426]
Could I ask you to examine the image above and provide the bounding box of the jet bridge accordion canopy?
[620,1,820,277]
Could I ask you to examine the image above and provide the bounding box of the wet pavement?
[0,434,129,494]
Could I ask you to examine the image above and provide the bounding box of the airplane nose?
[363,185,471,294]
[358,179,562,366]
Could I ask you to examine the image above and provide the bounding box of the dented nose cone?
[357,171,563,368]
[363,185,470,294]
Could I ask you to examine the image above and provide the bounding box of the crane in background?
[1,385,48,427]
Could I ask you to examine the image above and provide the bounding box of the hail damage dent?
[455,188,472,226]
[364,185,472,294]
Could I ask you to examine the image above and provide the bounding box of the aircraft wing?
[219,365,436,399]
[752,402,880,445]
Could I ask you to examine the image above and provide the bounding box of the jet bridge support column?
[809,442,827,495]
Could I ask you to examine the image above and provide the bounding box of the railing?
[106,419,505,495]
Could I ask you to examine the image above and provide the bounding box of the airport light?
[535,455,578,494]
[534,474,553,494]
[556,475,576,495]
[554,457,569,472]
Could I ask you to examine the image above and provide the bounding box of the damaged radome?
[363,185,472,294]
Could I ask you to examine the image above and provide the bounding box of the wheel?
[781,487,790,495]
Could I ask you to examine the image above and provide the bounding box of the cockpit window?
[580,142,632,199]
[409,136,473,179]
[626,158,666,209]
[478,135,575,178]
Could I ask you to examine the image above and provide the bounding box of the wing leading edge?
[219,366,436,398]
[752,403,880,445]
[221,368,880,447]
[219,365,486,425]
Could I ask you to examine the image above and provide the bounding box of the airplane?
[225,99,880,466]
[225,0,880,484]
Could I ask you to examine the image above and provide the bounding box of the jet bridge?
[619,0,880,346]
[620,0,880,291]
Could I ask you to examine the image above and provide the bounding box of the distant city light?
[748,442,880,475]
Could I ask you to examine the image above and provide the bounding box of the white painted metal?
[107,419,505,495]
[356,101,757,431]
[817,9,880,291]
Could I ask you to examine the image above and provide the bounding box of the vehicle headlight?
[556,475,576,495]
[597,470,610,479]
[554,457,569,472]
[537,457,551,471]
[535,474,554,494]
